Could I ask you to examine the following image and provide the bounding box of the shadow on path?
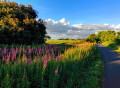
[97,44,120,88]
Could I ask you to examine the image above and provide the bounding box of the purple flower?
[36,57,39,62]
[11,56,14,61]
[31,48,33,51]
[22,48,24,52]
[39,51,41,55]
[57,55,62,61]
[17,59,20,63]
[20,46,22,52]
[45,54,49,59]
[40,49,42,51]
[27,59,31,65]
[3,48,7,54]
[6,53,10,59]
[2,57,5,61]
[55,69,58,74]
[43,58,47,67]
[50,56,53,59]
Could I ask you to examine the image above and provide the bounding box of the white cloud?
[59,18,70,25]
[45,18,120,39]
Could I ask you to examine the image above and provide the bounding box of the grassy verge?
[46,40,104,87]
[80,47,104,88]
[102,41,120,53]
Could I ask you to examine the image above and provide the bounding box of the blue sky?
[8,0,120,39]
[10,0,120,25]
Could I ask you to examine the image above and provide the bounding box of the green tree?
[97,30,117,43]
[87,33,97,43]
[0,1,46,44]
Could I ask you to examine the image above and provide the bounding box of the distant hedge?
[0,1,46,45]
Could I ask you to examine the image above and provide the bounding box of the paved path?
[97,44,120,88]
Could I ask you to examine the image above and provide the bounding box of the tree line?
[86,30,120,44]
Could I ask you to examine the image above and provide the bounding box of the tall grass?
[0,42,103,88]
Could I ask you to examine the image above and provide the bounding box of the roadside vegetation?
[0,42,103,88]
[85,30,120,53]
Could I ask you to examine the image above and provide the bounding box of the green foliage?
[81,48,104,88]
[1,74,13,88]
[102,41,118,50]
[21,69,30,88]
[97,30,117,43]
[0,1,46,45]
[87,33,98,43]
[96,30,120,53]
[117,32,120,39]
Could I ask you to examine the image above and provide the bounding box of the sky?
[9,0,120,39]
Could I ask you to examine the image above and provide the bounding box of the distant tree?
[45,35,51,40]
[65,38,69,40]
[80,38,87,43]
[0,1,46,44]
[76,38,81,40]
[87,33,97,43]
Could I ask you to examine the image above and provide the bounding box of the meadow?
[0,40,103,88]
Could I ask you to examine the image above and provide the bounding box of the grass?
[46,40,104,87]
[102,41,120,53]
[81,47,104,88]
[0,40,104,88]
[46,39,83,45]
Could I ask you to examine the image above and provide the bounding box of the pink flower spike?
[28,63,31,65]
[36,57,39,62]
[43,58,47,67]
[55,69,58,74]
[50,56,53,59]
[2,57,5,61]
[8,53,10,57]
[27,59,31,65]
[11,56,14,61]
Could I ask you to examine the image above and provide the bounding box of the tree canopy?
[0,1,46,44]
[85,30,120,43]
[97,30,116,43]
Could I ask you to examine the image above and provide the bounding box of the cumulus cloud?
[45,18,120,39]
[45,18,70,33]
